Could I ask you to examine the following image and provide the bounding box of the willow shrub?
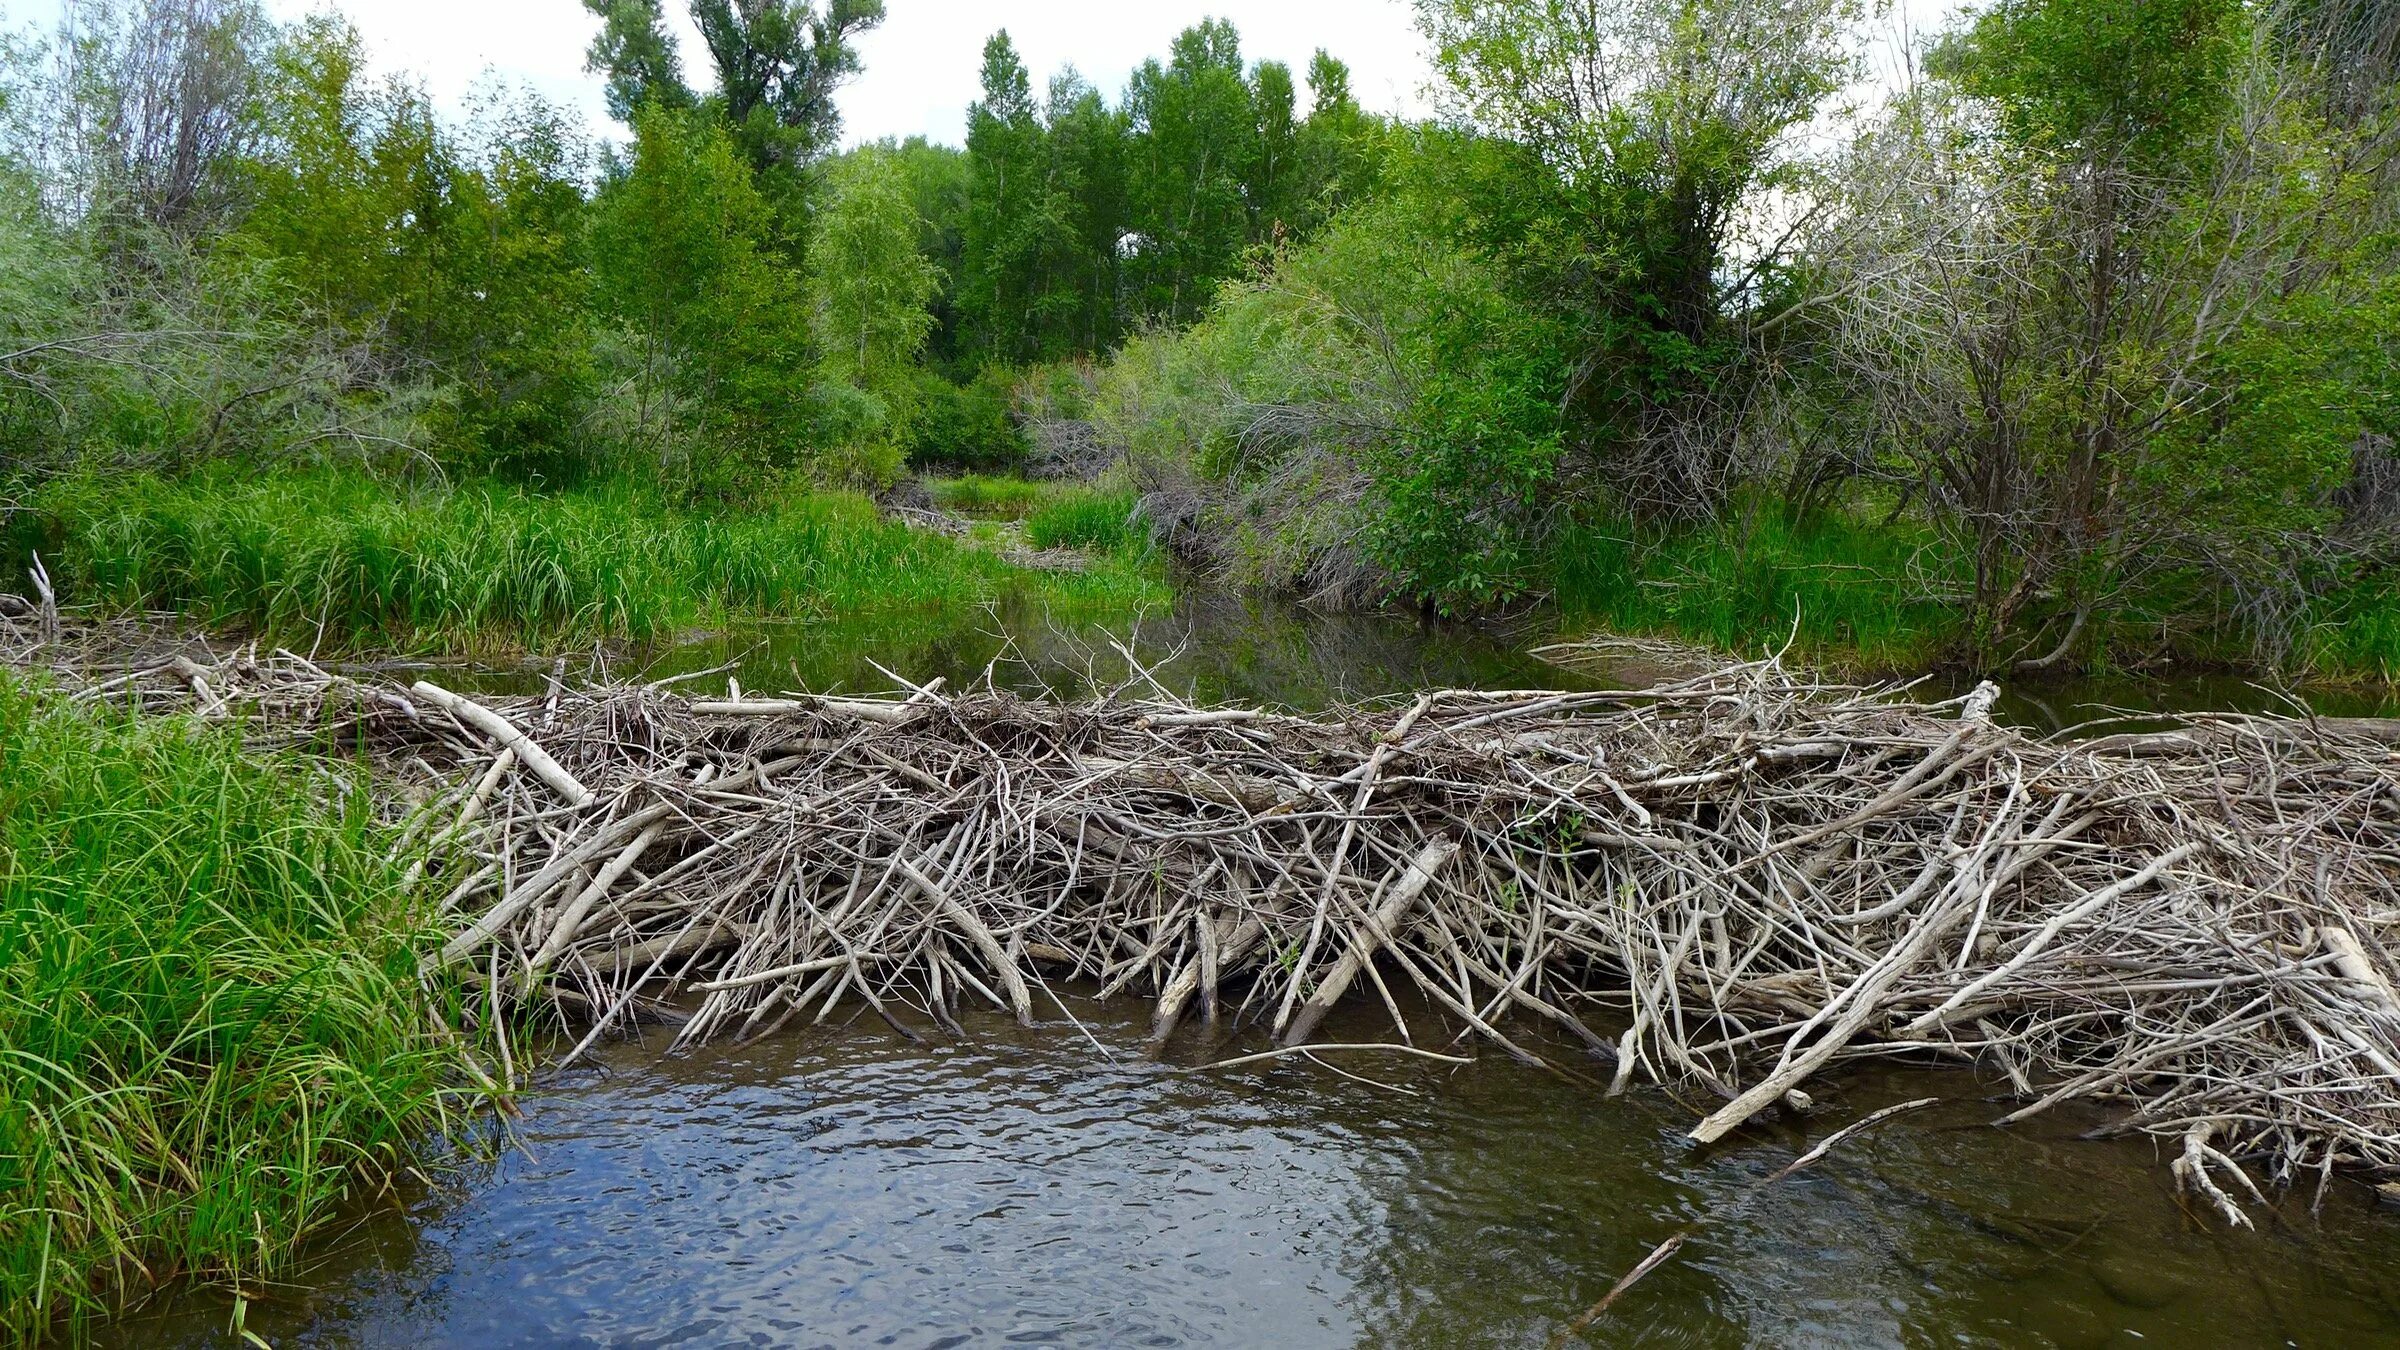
[0,675,479,1342]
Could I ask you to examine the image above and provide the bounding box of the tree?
[1124,20,1259,325]
[691,0,885,177]
[1814,0,2399,667]
[1044,70,1128,353]
[581,0,692,124]
[580,0,884,183]
[1292,50,1382,235]
[877,135,972,365]
[589,103,809,485]
[809,144,937,398]
[1415,0,1866,513]
[960,30,1052,364]
[1249,59,1300,239]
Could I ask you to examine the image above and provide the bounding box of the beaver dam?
[20,616,2400,1226]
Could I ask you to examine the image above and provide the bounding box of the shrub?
[904,364,1029,471]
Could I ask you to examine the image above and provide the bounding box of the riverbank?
[1541,511,2400,688]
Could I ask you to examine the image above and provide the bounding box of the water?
[459,585,2400,732]
[110,589,2400,1347]
[112,999,2400,1348]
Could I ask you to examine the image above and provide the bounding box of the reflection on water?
[114,999,2400,1348]
[631,590,1593,713]
[456,583,2400,734]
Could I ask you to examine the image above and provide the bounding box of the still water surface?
[116,1000,2400,1348]
[115,590,2400,1347]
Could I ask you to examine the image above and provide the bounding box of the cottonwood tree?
[581,0,883,182]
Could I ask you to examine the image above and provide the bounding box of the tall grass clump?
[0,674,481,1342]
[1551,510,1963,671]
[2300,574,2400,683]
[1025,489,1148,556]
[24,466,1163,654]
[927,474,1048,519]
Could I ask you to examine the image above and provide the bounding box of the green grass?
[19,467,1163,654]
[1025,488,1148,556]
[2300,574,2400,682]
[1549,510,1964,672]
[927,473,1049,519]
[0,673,483,1342]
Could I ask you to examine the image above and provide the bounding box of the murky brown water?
[107,590,2400,1347]
[110,997,2400,1348]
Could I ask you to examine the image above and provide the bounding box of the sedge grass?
[1549,510,1962,673]
[926,474,1050,519]
[1024,488,1148,557]
[21,467,1163,656]
[0,673,484,1343]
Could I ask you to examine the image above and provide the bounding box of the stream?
[111,588,2400,1348]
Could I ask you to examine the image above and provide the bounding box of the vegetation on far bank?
[10,467,1163,657]
[0,673,490,1343]
[8,0,2398,681]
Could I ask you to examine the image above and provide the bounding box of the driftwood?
[11,606,2400,1217]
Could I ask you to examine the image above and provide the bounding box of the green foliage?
[904,363,1028,472]
[0,673,483,1342]
[928,473,1046,518]
[809,143,940,424]
[1941,0,2242,169]
[1416,0,1862,508]
[590,103,811,492]
[1551,508,1964,669]
[580,0,883,196]
[1099,166,1566,610]
[581,0,694,124]
[1124,20,1259,327]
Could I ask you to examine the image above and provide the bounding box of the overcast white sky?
[1,0,1962,147]
[0,0,1442,146]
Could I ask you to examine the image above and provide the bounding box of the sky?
[0,0,1442,147]
[0,0,1965,149]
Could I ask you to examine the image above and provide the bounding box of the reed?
[1024,488,1147,556]
[20,467,1161,655]
[0,670,485,1344]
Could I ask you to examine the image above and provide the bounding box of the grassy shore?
[14,467,1164,657]
[1549,512,1962,673]
[0,673,484,1343]
[1548,510,2400,685]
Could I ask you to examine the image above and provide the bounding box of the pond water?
[461,585,2400,732]
[112,996,2400,1349]
[112,588,2400,1348]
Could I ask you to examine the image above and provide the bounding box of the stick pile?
[12,607,2400,1216]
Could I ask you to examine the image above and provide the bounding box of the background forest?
[3,0,2399,677]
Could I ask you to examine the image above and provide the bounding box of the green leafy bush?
[904,364,1028,471]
